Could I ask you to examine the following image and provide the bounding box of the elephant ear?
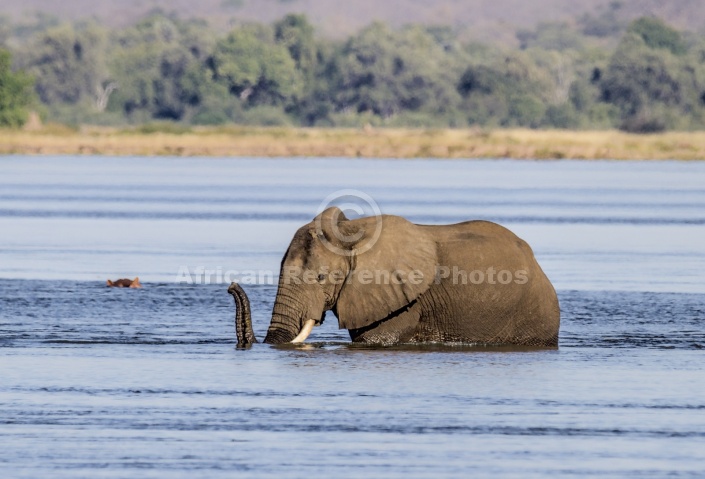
[336,215,437,330]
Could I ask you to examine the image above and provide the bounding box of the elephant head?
[228,206,438,346]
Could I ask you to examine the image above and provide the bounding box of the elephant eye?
[317,273,326,282]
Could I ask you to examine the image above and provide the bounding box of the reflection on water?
[1,157,704,477]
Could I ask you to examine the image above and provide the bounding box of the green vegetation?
[0,49,34,127]
[1,9,705,132]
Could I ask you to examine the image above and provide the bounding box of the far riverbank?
[2,125,705,160]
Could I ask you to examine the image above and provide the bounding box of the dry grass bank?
[2,125,705,160]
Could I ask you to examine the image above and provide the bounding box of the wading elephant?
[229,207,559,348]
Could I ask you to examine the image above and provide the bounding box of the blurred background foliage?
[1,5,705,132]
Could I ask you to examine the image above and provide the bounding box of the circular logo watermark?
[315,189,383,257]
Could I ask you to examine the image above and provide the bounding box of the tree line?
[1,11,705,132]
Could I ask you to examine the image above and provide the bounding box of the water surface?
[1,157,704,477]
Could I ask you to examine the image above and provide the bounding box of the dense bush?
[0,49,35,127]
[2,12,705,132]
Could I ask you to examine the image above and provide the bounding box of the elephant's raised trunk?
[228,282,317,346]
[228,282,258,348]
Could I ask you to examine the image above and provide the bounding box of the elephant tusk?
[291,319,316,344]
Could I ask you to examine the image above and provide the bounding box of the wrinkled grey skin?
[229,207,560,347]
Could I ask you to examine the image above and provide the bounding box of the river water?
[1,156,704,477]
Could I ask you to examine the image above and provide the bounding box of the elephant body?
[346,220,559,346]
[229,208,560,348]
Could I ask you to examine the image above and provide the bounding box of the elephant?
[228,207,559,348]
